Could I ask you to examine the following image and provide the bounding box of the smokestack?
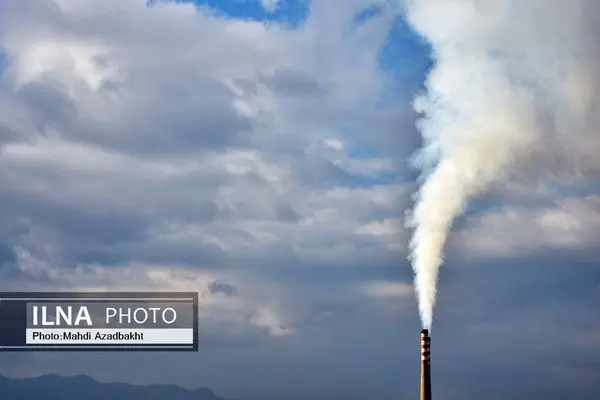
[420,329,432,400]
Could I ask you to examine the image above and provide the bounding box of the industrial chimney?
[420,329,432,400]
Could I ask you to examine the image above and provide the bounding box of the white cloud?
[0,0,409,272]
[260,0,281,13]
[250,308,295,336]
[450,195,600,260]
[362,280,413,298]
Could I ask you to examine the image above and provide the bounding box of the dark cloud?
[259,69,327,97]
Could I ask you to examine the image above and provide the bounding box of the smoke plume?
[403,0,600,330]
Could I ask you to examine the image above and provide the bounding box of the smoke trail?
[403,0,600,329]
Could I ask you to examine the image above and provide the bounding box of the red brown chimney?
[420,329,432,400]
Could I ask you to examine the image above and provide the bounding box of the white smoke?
[403,0,600,330]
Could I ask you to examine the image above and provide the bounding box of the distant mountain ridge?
[0,373,233,400]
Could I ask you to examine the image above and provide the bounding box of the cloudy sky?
[0,0,599,399]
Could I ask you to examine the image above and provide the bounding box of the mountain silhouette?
[0,373,233,400]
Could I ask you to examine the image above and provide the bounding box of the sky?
[0,0,599,399]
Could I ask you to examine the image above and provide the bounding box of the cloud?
[0,0,414,277]
[250,308,295,336]
[260,0,281,13]
[0,0,594,307]
[0,248,301,338]
[449,194,600,261]
[362,280,413,298]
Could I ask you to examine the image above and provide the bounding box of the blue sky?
[0,1,599,399]
[184,0,310,23]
